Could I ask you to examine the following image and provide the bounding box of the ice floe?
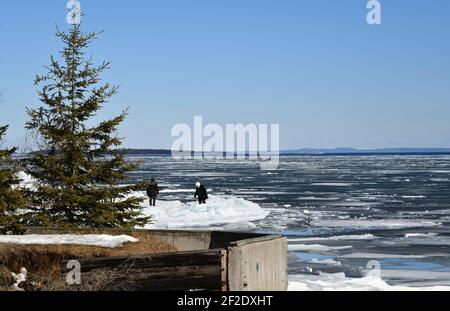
[288,273,450,291]
[288,244,353,252]
[289,234,375,243]
[311,219,440,229]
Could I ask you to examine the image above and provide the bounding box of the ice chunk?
[288,273,450,291]
[141,195,269,229]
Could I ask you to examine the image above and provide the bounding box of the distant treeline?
[122,149,450,156]
[125,149,173,155]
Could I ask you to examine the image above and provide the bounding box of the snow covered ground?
[0,234,139,248]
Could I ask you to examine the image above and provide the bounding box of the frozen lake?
[124,155,450,289]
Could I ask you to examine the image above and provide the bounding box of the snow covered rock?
[11,268,27,291]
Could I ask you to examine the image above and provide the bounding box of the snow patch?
[0,234,139,248]
[11,268,27,291]
[17,172,37,191]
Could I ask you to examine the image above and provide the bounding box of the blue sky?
[1,0,449,149]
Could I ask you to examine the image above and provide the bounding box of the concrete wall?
[25,228,212,252]
[142,230,211,251]
[227,236,288,291]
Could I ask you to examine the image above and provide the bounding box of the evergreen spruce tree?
[0,125,24,233]
[25,24,150,229]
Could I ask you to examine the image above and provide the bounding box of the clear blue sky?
[1,0,449,149]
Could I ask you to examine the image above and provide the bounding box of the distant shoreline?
[18,149,450,157]
[123,149,450,157]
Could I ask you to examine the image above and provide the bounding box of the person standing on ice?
[194,182,208,204]
[146,178,159,206]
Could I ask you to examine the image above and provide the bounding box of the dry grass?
[42,269,146,291]
[0,266,15,290]
[0,233,177,291]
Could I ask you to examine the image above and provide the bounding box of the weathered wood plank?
[104,275,222,291]
[63,249,223,273]
[98,266,222,291]
[112,265,220,279]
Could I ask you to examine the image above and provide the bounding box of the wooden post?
[220,250,228,291]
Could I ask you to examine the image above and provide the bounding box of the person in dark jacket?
[146,178,159,206]
[194,182,208,204]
